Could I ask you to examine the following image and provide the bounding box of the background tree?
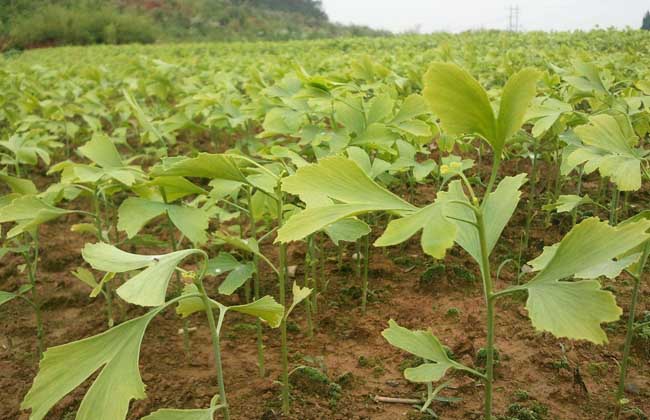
[643,11,650,30]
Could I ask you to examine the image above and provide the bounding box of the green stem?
[276,186,290,414]
[571,167,584,227]
[483,155,501,202]
[361,231,370,314]
[521,142,538,265]
[304,237,314,338]
[319,234,325,293]
[355,239,361,278]
[310,236,318,316]
[610,186,620,226]
[164,189,192,357]
[476,207,495,420]
[247,186,265,376]
[197,280,230,420]
[92,190,115,328]
[616,242,650,406]
[26,233,43,359]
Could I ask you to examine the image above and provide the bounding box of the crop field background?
[2,27,650,420]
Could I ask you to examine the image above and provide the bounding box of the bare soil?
[2,157,650,420]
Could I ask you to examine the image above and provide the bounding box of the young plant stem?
[610,186,620,225]
[161,187,191,357]
[361,231,370,314]
[196,278,230,420]
[615,241,650,408]
[303,237,314,337]
[319,234,326,293]
[571,167,584,227]
[520,142,538,265]
[276,187,290,414]
[311,236,319,316]
[309,235,318,317]
[476,157,501,420]
[247,186,265,376]
[355,239,361,278]
[26,233,44,359]
[476,209,496,420]
[92,190,114,328]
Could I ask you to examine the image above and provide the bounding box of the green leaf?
[21,309,161,420]
[374,203,457,259]
[78,133,124,168]
[521,217,650,343]
[278,203,380,243]
[117,198,167,238]
[206,252,242,275]
[395,120,431,137]
[285,282,312,320]
[542,194,593,213]
[0,291,17,306]
[282,157,413,211]
[176,285,283,328]
[382,319,463,383]
[423,63,496,148]
[440,174,527,264]
[141,176,207,202]
[261,107,305,136]
[214,232,260,255]
[528,244,639,280]
[72,267,99,289]
[278,157,415,242]
[335,98,365,135]
[324,218,371,245]
[391,94,429,124]
[141,407,221,420]
[0,195,73,238]
[82,243,200,307]
[218,263,255,295]
[229,296,284,328]
[367,94,394,124]
[0,174,37,195]
[526,97,572,137]
[91,272,116,298]
[496,68,542,148]
[423,63,539,154]
[570,115,642,191]
[118,197,209,245]
[166,205,209,245]
[152,153,247,183]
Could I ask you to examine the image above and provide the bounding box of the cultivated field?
[2,31,650,419]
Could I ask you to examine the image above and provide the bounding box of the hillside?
[0,0,388,50]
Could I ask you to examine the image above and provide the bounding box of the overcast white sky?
[322,0,650,33]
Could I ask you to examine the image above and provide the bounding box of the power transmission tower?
[514,5,520,31]
[507,5,520,32]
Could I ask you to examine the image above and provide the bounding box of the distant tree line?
[0,0,386,51]
[643,11,650,30]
